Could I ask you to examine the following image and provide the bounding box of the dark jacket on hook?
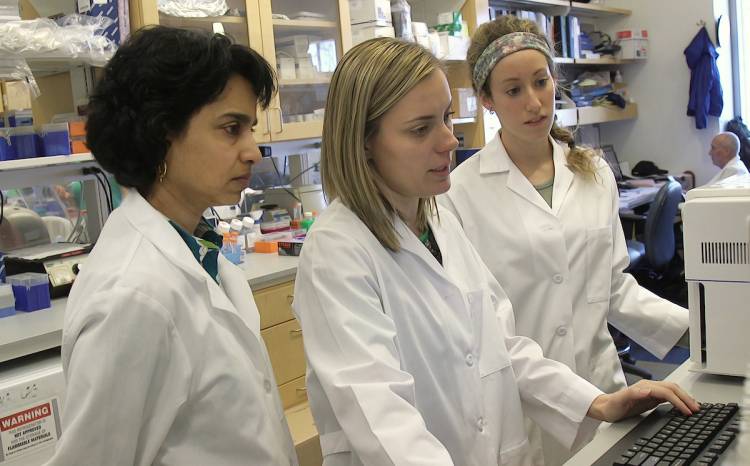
[684,26,723,129]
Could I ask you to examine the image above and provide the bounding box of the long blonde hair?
[468,15,598,180]
[321,38,442,251]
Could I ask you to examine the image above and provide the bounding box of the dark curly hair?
[86,26,277,196]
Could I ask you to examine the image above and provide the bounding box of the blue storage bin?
[41,123,71,156]
[10,127,39,159]
[8,109,33,127]
[0,129,15,161]
[0,284,15,318]
[7,272,51,312]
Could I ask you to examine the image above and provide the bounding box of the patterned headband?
[472,32,553,92]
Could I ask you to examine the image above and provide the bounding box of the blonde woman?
[439,16,690,464]
[292,37,697,466]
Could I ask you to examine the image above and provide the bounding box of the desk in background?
[618,186,661,212]
[564,361,746,465]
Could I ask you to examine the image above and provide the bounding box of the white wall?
[596,0,734,185]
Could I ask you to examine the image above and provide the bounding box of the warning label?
[0,399,61,463]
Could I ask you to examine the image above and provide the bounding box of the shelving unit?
[0,153,94,172]
[448,0,640,147]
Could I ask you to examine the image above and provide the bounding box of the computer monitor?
[600,144,624,181]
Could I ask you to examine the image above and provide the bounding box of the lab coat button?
[556,326,568,337]
[476,417,485,432]
[263,380,272,393]
[552,274,563,284]
[465,353,474,367]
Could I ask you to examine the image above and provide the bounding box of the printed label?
[0,399,61,463]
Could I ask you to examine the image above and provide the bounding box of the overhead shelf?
[489,0,570,15]
[272,19,338,33]
[158,13,246,25]
[452,117,476,125]
[571,57,638,65]
[577,103,638,125]
[279,77,331,86]
[568,1,631,17]
[0,153,95,172]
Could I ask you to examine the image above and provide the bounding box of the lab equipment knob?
[72,263,81,275]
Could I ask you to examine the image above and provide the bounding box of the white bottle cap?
[242,217,255,229]
[230,219,243,231]
[217,221,230,234]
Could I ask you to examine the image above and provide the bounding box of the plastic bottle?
[300,212,315,231]
[614,70,624,84]
[230,218,245,263]
[242,217,256,252]
[218,221,241,265]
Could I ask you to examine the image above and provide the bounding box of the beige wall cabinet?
[130,0,351,142]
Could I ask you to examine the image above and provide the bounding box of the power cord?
[82,167,112,214]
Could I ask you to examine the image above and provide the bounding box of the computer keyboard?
[593,402,741,466]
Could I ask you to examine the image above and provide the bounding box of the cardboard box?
[351,23,395,45]
[450,88,477,118]
[617,38,648,59]
[348,0,391,26]
[616,29,648,59]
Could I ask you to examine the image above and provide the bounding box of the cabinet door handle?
[295,387,307,394]
[276,107,284,134]
[286,294,294,305]
[290,328,303,336]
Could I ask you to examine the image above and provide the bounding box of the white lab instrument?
[683,174,750,376]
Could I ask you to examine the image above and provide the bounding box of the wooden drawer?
[278,375,308,409]
[261,318,306,385]
[254,281,295,330]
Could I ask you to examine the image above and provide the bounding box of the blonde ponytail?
[550,123,598,181]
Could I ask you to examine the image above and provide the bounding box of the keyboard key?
[627,452,650,465]
[641,457,660,466]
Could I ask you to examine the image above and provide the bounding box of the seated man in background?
[705,132,749,185]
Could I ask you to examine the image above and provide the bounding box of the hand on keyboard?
[588,380,700,423]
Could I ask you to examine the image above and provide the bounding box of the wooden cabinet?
[130,0,352,142]
[252,278,322,465]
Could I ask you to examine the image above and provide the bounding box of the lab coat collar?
[393,210,460,295]
[120,191,259,335]
[479,133,573,216]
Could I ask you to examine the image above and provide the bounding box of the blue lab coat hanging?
[684,26,723,129]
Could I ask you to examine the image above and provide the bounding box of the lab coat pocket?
[585,226,613,303]
[472,290,512,377]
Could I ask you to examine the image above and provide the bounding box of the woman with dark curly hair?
[45,26,298,466]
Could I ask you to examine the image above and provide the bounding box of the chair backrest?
[644,180,684,270]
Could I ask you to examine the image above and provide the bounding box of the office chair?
[624,178,684,274]
[615,179,684,381]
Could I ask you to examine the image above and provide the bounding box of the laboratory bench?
[564,361,746,465]
[0,253,325,466]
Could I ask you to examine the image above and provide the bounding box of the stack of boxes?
[0,82,85,160]
[616,29,649,59]
[349,0,394,46]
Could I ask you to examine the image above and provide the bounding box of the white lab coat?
[46,191,297,466]
[292,199,603,466]
[706,155,749,185]
[440,134,688,463]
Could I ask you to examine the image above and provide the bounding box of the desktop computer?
[593,174,750,465]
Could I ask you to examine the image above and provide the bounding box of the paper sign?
[0,399,61,463]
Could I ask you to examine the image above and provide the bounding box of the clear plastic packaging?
[0,15,116,66]
[390,0,413,41]
[158,0,228,17]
